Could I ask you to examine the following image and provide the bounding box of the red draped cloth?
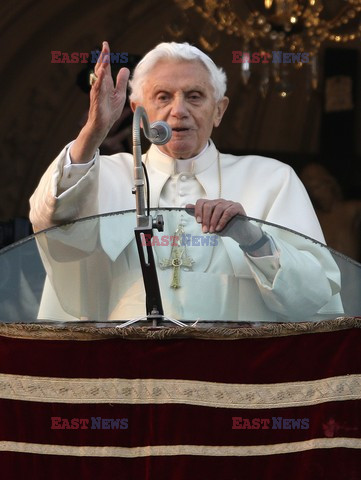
[0,319,360,479]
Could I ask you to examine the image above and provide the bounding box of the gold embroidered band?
[0,373,360,408]
[0,437,360,458]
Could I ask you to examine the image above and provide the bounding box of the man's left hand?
[186,199,272,257]
[187,199,246,234]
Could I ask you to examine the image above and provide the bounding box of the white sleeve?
[29,142,100,232]
[58,141,96,193]
[245,236,280,284]
[244,230,341,319]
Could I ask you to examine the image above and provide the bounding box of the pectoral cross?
[159,225,194,288]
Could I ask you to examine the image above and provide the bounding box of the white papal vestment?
[29,141,342,322]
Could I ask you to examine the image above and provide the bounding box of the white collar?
[148,140,218,176]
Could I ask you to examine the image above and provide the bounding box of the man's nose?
[170,96,189,118]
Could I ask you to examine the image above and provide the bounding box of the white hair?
[129,42,227,103]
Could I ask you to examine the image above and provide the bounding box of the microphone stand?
[119,106,186,328]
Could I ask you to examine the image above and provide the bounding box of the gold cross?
[159,225,194,288]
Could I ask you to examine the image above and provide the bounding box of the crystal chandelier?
[172,0,361,97]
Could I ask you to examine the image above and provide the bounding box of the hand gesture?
[70,41,130,164]
[88,41,130,142]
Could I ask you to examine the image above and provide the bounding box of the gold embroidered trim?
[0,317,359,341]
[0,374,360,408]
[0,438,360,458]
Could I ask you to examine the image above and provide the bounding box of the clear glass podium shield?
[0,208,360,325]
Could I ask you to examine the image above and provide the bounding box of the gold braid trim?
[0,438,360,458]
[0,317,359,341]
[0,374,360,408]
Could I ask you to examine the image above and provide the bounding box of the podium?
[0,210,360,479]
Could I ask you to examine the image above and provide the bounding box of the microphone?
[132,107,172,223]
[148,121,172,145]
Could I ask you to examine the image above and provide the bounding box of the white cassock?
[29,140,342,323]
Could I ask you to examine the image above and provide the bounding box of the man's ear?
[130,101,138,113]
[213,96,229,128]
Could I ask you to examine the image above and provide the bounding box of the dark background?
[0,0,360,241]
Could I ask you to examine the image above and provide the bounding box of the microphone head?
[149,121,172,145]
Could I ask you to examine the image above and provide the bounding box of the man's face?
[131,59,228,159]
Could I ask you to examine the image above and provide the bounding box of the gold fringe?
[0,317,359,341]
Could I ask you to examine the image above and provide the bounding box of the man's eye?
[188,93,201,101]
[156,94,169,101]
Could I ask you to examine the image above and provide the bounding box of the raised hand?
[88,41,130,141]
[70,41,130,164]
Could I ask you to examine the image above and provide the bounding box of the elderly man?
[30,41,342,323]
